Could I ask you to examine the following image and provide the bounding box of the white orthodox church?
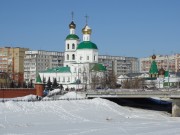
[39,17,106,90]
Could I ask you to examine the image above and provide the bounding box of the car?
[43,89,49,96]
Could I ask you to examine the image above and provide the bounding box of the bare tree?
[106,71,117,89]
[91,71,100,90]
[122,78,145,89]
[82,66,88,91]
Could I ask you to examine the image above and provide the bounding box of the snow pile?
[1,97,180,134]
[59,91,84,99]
[16,94,37,101]
[42,96,52,100]
[47,88,61,96]
[4,101,22,112]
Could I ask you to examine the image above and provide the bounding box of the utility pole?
[167,55,170,90]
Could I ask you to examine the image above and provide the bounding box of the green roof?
[145,77,157,80]
[66,34,79,40]
[164,71,169,77]
[149,60,158,74]
[77,41,98,50]
[42,67,71,73]
[91,63,106,71]
[36,74,42,83]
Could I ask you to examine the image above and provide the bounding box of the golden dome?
[82,25,92,34]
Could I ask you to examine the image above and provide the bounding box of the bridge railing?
[86,89,180,98]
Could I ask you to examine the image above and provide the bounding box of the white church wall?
[76,49,98,63]
[65,40,78,51]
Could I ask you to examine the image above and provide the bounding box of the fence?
[0,97,88,103]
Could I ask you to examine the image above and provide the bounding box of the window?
[87,56,89,60]
[72,54,75,60]
[94,55,96,61]
[63,77,65,82]
[72,43,75,49]
[67,54,69,60]
[68,77,70,82]
[67,44,69,49]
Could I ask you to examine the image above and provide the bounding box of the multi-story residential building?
[139,54,178,73]
[98,55,139,76]
[24,50,64,83]
[0,47,29,85]
[175,54,180,72]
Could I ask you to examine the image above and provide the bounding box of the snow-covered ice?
[0,92,180,135]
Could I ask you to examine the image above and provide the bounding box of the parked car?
[43,89,49,97]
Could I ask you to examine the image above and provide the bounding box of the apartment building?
[139,54,179,73]
[24,50,64,83]
[175,54,180,72]
[98,55,139,76]
[0,47,29,85]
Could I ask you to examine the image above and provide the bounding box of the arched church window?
[67,54,69,60]
[72,43,75,49]
[94,55,96,61]
[72,54,75,60]
[67,44,69,49]
[87,56,89,60]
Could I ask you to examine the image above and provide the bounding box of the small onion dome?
[69,21,76,29]
[158,67,165,75]
[82,25,92,34]
[152,54,156,60]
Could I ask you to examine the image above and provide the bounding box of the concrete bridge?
[86,89,180,117]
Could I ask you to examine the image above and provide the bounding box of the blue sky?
[0,0,180,58]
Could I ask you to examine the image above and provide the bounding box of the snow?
[47,88,61,96]
[59,91,84,99]
[1,92,180,135]
[0,95,38,102]
[16,94,38,101]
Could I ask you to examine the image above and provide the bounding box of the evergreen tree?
[28,79,33,88]
[46,77,52,90]
[52,78,58,89]
[10,81,15,88]
[23,81,27,88]
[43,77,46,84]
